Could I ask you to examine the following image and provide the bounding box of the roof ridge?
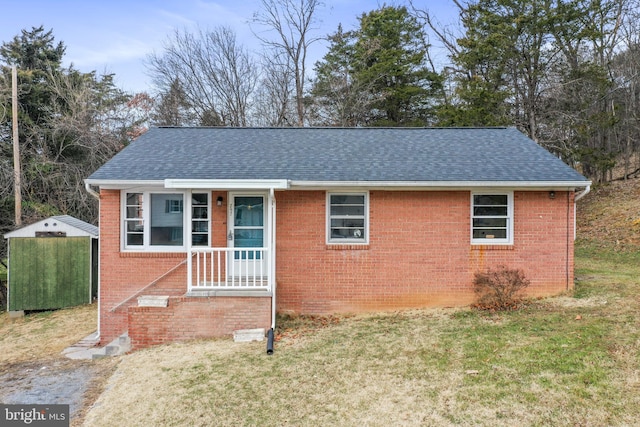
[154,126,510,130]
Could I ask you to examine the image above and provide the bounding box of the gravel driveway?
[0,357,116,426]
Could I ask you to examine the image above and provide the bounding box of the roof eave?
[84,179,166,189]
[164,179,289,190]
[84,178,591,191]
[288,180,592,190]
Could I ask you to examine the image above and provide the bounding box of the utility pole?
[12,65,21,226]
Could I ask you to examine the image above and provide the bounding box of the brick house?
[85,127,590,349]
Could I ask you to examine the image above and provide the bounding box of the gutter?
[288,180,591,190]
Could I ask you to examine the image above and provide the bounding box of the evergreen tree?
[311,5,442,127]
[310,25,368,126]
[354,5,441,126]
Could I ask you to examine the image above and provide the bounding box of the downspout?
[267,188,276,355]
[573,184,591,241]
[571,184,591,291]
[567,191,571,290]
[85,181,100,200]
[85,181,101,340]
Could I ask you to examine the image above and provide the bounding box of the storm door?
[228,194,267,280]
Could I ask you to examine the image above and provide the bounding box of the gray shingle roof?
[4,215,98,239]
[87,127,589,185]
[53,215,99,236]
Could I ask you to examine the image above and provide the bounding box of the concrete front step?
[62,332,131,360]
[62,332,101,360]
[93,333,131,359]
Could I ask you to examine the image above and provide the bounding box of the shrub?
[473,265,530,311]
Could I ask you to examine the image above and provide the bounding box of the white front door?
[228,193,267,279]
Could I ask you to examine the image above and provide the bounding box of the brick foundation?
[128,295,271,349]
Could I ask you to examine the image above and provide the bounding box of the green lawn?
[84,241,640,426]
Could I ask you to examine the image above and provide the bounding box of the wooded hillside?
[577,176,640,250]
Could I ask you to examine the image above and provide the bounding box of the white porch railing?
[188,248,271,291]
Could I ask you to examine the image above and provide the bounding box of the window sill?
[120,251,186,258]
[326,244,370,250]
[470,245,514,251]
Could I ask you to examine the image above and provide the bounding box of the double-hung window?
[471,192,513,245]
[327,192,368,244]
[123,191,188,250]
[191,193,209,246]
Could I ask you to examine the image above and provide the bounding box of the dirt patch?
[0,356,117,426]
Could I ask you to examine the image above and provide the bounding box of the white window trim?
[191,192,211,248]
[471,191,514,245]
[121,189,192,252]
[326,191,370,245]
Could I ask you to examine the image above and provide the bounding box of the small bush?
[473,265,530,311]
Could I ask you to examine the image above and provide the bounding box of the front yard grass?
[84,241,640,426]
[0,304,97,367]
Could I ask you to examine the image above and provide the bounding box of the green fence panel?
[8,237,91,311]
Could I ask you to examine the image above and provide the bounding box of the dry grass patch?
[577,177,640,249]
[0,304,97,366]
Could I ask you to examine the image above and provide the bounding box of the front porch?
[188,247,273,292]
[120,246,275,350]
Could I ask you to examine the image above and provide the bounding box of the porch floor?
[185,288,272,297]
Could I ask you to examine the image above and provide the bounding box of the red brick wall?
[275,190,575,314]
[99,188,575,344]
[99,190,271,345]
[128,296,271,349]
[99,190,190,344]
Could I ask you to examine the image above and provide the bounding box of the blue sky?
[0,0,458,93]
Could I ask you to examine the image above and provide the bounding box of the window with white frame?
[123,191,187,250]
[327,193,368,244]
[191,193,209,246]
[471,192,513,244]
[124,193,144,246]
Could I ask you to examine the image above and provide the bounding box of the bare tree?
[253,0,323,126]
[147,26,259,127]
[253,51,296,126]
[45,70,139,222]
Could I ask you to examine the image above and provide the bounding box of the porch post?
[187,251,193,291]
[186,190,193,291]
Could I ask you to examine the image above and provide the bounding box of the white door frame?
[227,192,269,279]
